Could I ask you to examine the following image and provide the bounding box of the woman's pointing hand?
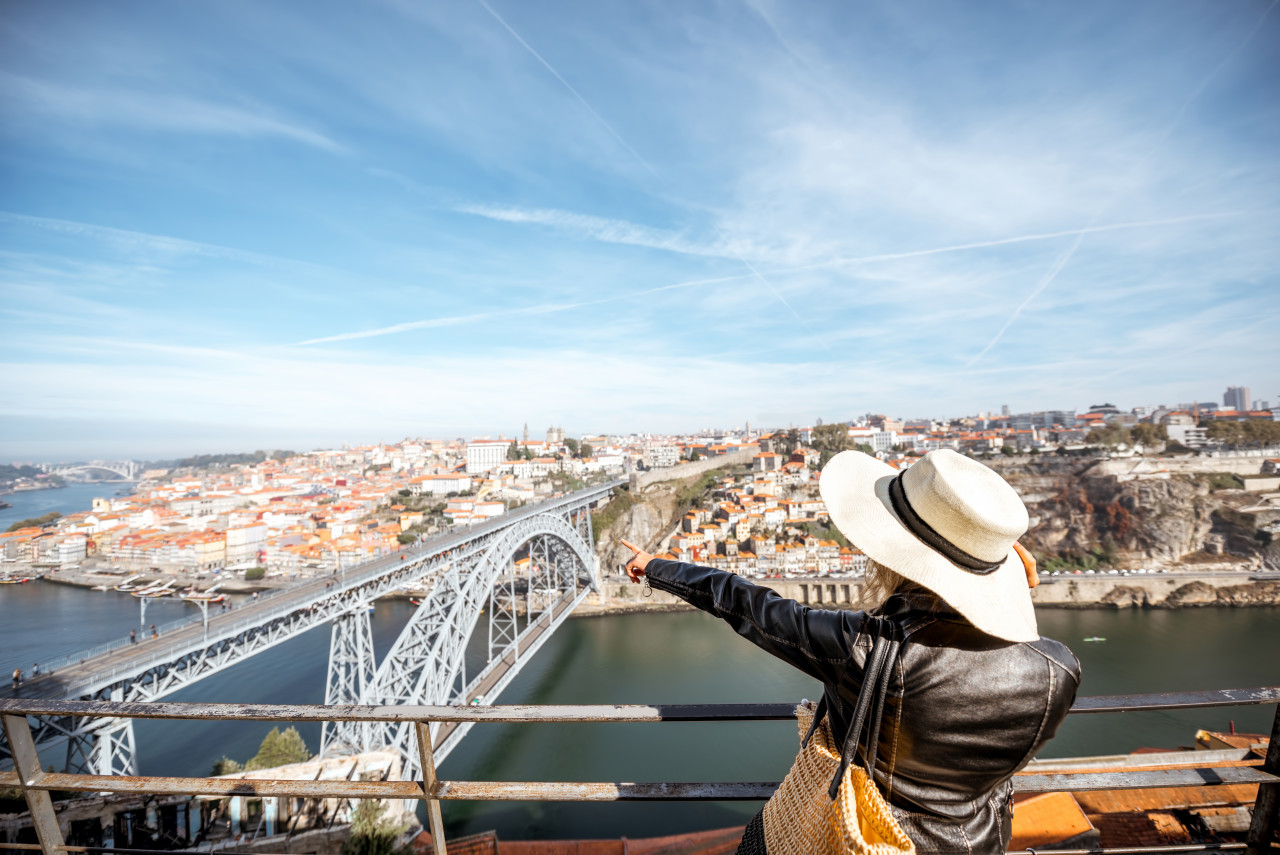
[620,539,653,583]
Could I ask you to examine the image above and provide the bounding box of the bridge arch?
[330,511,600,776]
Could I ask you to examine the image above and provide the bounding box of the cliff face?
[594,481,683,575]
[993,458,1280,569]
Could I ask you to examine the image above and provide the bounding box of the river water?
[0,482,130,531]
[1,578,1278,840]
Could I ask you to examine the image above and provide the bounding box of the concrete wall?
[628,449,756,491]
[1092,454,1272,478]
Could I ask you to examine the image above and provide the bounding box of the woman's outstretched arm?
[621,539,860,685]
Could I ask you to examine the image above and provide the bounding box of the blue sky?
[1,0,1277,461]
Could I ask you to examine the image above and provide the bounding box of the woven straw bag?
[761,618,916,855]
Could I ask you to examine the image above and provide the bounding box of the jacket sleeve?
[645,558,859,685]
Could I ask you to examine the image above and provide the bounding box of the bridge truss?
[1,484,617,782]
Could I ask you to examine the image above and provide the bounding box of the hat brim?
[819,450,1038,643]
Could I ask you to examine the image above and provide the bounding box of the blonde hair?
[857,558,932,611]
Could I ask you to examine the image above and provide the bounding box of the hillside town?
[2,389,1278,580]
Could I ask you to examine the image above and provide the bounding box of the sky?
[1,0,1278,462]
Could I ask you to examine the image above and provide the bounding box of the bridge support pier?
[66,718,136,777]
[321,608,377,757]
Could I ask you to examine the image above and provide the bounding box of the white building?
[226,523,268,565]
[466,441,509,474]
[646,445,680,468]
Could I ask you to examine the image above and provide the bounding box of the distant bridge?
[43,460,142,481]
[1,481,620,784]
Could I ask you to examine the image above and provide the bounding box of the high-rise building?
[1001,404,1010,416]
[1224,386,1251,412]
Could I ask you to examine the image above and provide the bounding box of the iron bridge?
[41,460,142,481]
[0,481,621,785]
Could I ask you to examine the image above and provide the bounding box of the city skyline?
[3,1,1278,461]
[4,381,1273,465]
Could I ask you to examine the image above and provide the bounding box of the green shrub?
[244,566,266,580]
[340,800,409,855]
[590,488,637,544]
[1205,472,1242,491]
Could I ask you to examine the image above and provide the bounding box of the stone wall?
[1091,454,1272,478]
[628,449,756,491]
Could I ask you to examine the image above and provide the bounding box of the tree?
[210,756,243,776]
[578,442,593,459]
[689,450,702,462]
[506,440,520,461]
[1205,419,1280,447]
[564,438,579,457]
[396,533,416,545]
[5,512,61,532]
[340,800,409,855]
[244,726,311,771]
[1086,421,1132,448]
[1130,423,1167,448]
[244,567,266,580]
[811,423,856,467]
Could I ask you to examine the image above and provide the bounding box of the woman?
[621,448,1080,855]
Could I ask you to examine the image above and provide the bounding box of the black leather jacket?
[645,559,1081,855]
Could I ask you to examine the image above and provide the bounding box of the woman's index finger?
[619,539,640,554]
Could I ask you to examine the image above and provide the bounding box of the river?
[1,579,1278,840]
[0,482,134,531]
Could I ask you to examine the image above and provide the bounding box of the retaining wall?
[628,450,756,491]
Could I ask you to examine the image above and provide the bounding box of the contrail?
[774,211,1252,274]
[297,272,753,346]
[964,231,1085,368]
[474,0,833,357]
[967,0,1277,366]
[475,0,658,179]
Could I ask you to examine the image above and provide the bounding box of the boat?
[1083,636,1107,642]
[0,575,32,584]
[180,583,225,604]
[132,580,177,598]
[113,575,145,592]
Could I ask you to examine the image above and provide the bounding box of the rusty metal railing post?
[414,721,447,855]
[1246,702,1280,855]
[2,714,65,855]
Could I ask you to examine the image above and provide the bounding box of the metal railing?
[2,687,1277,855]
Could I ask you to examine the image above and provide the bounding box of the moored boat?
[132,580,176,598]
[180,582,225,604]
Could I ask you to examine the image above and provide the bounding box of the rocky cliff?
[594,480,687,575]
[990,457,1280,570]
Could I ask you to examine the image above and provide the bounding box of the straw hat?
[819,448,1037,642]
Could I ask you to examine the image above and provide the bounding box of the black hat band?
[888,472,1004,575]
